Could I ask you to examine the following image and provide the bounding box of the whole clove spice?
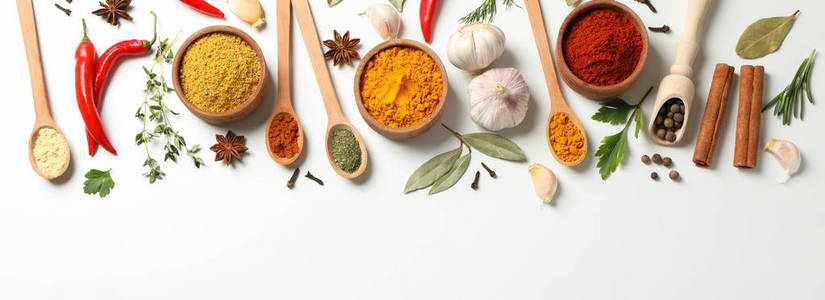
[634,0,657,13]
[287,168,300,189]
[481,162,497,178]
[648,25,670,33]
[55,4,71,16]
[305,171,324,186]
[471,171,480,190]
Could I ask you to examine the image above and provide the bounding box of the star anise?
[92,0,133,26]
[210,131,248,166]
[323,30,360,67]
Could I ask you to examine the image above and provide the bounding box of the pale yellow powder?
[33,128,69,178]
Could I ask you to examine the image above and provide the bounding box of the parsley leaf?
[593,87,653,180]
[592,98,635,125]
[83,169,115,198]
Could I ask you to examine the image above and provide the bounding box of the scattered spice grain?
[267,113,299,159]
[663,157,673,167]
[548,113,585,163]
[648,25,670,33]
[641,154,651,164]
[287,168,300,189]
[180,33,261,113]
[331,128,362,173]
[652,153,663,164]
[360,46,443,128]
[669,170,680,180]
[305,171,324,186]
[471,171,480,190]
[650,172,659,180]
[55,4,71,16]
[481,162,497,178]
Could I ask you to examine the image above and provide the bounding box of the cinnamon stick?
[693,64,734,167]
[733,65,764,169]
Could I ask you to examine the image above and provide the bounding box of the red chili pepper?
[75,19,117,155]
[420,0,439,43]
[86,13,158,156]
[180,0,225,18]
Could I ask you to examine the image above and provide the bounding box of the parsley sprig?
[592,86,653,180]
[135,32,204,183]
[83,169,115,198]
[459,0,519,24]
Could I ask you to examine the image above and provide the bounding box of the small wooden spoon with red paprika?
[524,0,588,167]
[266,0,304,165]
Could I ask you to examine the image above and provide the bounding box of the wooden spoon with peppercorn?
[292,0,368,179]
[266,0,304,166]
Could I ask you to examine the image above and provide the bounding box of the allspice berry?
[669,170,680,180]
[652,153,663,164]
[641,155,651,164]
[664,118,674,128]
[656,128,666,139]
[670,103,681,113]
[663,157,673,167]
[666,131,676,142]
[673,113,684,122]
[650,172,659,180]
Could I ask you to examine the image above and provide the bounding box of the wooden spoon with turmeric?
[524,0,588,167]
[266,0,304,165]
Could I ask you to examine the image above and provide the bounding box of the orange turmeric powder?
[360,47,443,128]
[549,113,585,162]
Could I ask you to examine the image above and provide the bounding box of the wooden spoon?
[18,0,71,179]
[291,0,368,179]
[524,0,588,167]
[266,0,304,165]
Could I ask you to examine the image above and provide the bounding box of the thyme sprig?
[459,0,519,24]
[135,32,204,183]
[762,49,816,125]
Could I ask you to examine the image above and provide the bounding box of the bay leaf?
[463,133,526,161]
[735,11,799,59]
[388,0,404,12]
[429,154,471,195]
[404,147,461,193]
[566,0,581,7]
[327,0,342,7]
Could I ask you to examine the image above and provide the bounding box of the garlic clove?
[363,4,400,40]
[529,163,558,204]
[446,23,506,73]
[764,139,801,183]
[469,68,530,131]
[230,0,265,29]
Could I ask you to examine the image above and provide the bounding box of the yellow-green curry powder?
[179,33,261,113]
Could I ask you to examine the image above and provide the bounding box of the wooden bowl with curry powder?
[354,39,449,140]
[172,26,267,124]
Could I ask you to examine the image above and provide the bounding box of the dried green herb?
[462,133,526,161]
[593,87,653,180]
[404,147,461,193]
[735,10,799,59]
[388,0,404,11]
[327,0,342,7]
[331,128,362,173]
[459,0,518,24]
[762,50,816,125]
[429,154,471,195]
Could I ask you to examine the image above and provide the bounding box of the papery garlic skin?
[230,0,265,28]
[764,139,801,183]
[529,163,558,204]
[447,23,506,74]
[469,68,530,131]
[363,4,400,40]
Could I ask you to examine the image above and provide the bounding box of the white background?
[2,0,824,299]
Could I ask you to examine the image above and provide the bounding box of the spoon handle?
[291,0,345,123]
[670,0,712,78]
[16,0,51,124]
[276,0,292,107]
[523,0,566,110]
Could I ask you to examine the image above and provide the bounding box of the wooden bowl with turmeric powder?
[353,39,449,140]
[555,0,649,100]
[172,26,267,124]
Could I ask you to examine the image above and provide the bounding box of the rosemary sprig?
[135,32,204,183]
[763,49,816,125]
[459,0,519,24]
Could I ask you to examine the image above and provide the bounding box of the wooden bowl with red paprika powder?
[555,0,649,100]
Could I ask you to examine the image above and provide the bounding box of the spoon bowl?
[28,124,71,180]
[266,0,304,165]
[546,111,588,167]
[325,122,368,179]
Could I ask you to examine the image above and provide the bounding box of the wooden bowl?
[555,0,649,100]
[172,26,268,124]
[353,39,449,140]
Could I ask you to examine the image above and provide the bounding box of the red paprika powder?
[268,113,300,158]
[562,8,643,86]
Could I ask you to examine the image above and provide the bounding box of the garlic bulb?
[447,23,506,74]
[469,68,530,131]
[362,4,400,40]
[230,0,265,29]
[764,139,801,183]
[528,163,558,204]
